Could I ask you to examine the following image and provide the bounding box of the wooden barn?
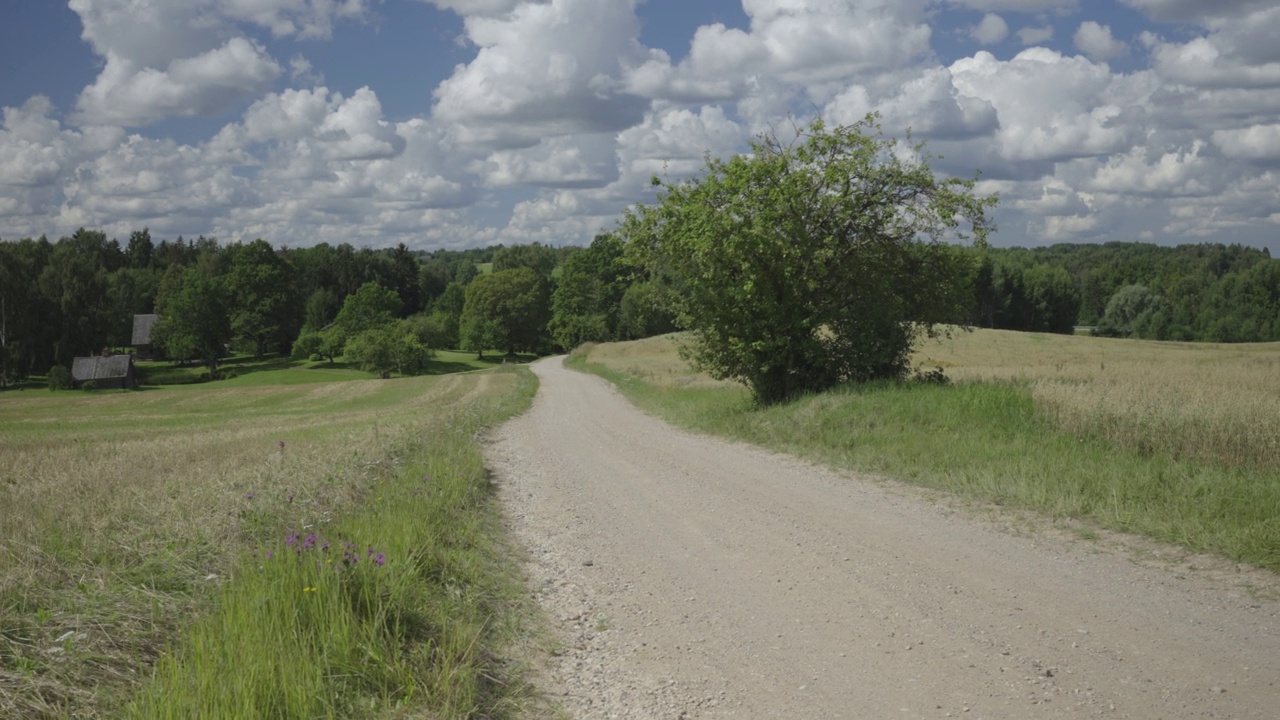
[132,314,160,359]
[71,355,137,390]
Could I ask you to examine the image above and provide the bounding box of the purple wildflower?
[373,553,386,567]
[285,533,298,547]
[265,551,274,561]
[244,491,254,500]
[302,533,317,550]
[367,547,375,557]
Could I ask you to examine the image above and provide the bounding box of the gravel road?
[486,357,1280,719]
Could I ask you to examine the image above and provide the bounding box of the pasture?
[0,367,539,718]
[571,330,1280,571]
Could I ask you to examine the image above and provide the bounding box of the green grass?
[0,367,544,718]
[131,351,539,388]
[567,344,1280,572]
[130,372,539,718]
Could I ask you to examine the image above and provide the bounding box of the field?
[916,330,1280,470]
[0,366,541,718]
[571,329,1280,571]
[131,349,535,387]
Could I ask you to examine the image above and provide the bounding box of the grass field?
[571,330,1280,572]
[131,349,536,388]
[0,366,541,718]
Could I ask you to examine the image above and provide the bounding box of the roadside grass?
[0,367,541,718]
[568,332,1280,572]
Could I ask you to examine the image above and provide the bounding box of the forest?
[0,227,1276,389]
[0,228,677,387]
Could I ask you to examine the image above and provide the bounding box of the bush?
[629,115,995,404]
[47,365,72,391]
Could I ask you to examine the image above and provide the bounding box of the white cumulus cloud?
[970,14,1010,45]
[1074,21,1129,61]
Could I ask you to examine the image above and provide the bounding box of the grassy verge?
[568,336,1280,572]
[1,367,541,718]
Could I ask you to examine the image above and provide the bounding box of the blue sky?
[1,1,1278,253]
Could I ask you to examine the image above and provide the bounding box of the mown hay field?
[0,367,538,718]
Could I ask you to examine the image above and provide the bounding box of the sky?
[0,0,1278,253]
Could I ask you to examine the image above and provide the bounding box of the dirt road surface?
[486,357,1280,719]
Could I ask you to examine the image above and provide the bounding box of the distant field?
[132,349,533,387]
[916,329,1280,471]
[0,367,539,718]
[571,330,1280,571]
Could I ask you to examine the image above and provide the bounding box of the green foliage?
[47,365,72,391]
[401,312,454,351]
[617,279,679,340]
[388,243,423,317]
[290,329,324,361]
[225,239,298,356]
[972,256,1080,333]
[492,242,557,278]
[630,116,995,404]
[344,326,399,378]
[333,281,400,335]
[1095,284,1158,337]
[345,323,435,378]
[548,233,633,349]
[973,241,1280,342]
[302,288,339,331]
[153,267,232,370]
[460,267,550,357]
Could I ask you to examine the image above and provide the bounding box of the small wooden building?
[71,355,137,389]
[132,314,160,359]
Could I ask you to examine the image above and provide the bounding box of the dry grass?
[914,329,1280,470]
[577,337,734,391]
[0,370,528,718]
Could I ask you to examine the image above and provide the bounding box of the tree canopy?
[460,267,550,358]
[629,116,996,403]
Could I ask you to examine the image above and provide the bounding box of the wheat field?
[915,329,1280,470]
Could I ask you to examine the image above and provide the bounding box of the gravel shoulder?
[486,356,1280,719]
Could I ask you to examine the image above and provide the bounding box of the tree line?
[0,228,676,387]
[972,241,1280,341]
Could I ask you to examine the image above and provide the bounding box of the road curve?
[486,356,1280,719]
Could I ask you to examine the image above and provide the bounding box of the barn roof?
[132,314,159,346]
[71,355,134,382]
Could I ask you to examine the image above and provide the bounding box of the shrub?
[47,365,72,391]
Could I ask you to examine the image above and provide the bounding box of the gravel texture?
[486,357,1280,719]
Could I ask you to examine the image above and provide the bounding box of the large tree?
[548,233,631,349]
[629,116,996,404]
[460,267,550,357]
[225,239,298,356]
[153,267,231,370]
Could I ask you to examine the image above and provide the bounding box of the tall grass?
[916,329,1280,471]
[0,368,539,718]
[569,333,1280,571]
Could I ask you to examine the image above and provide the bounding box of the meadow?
[0,363,541,718]
[571,329,1280,571]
